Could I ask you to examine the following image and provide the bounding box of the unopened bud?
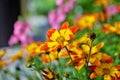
[89,32,96,40]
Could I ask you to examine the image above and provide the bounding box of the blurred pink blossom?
[106,5,118,17]
[56,0,64,6]
[8,20,33,47]
[48,0,76,30]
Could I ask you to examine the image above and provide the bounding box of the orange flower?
[101,22,120,35]
[101,23,116,34]
[91,53,114,66]
[90,63,120,80]
[47,21,78,48]
[66,42,104,70]
[114,22,120,35]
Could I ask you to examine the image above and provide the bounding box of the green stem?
[87,40,93,67]
[86,39,93,80]
[65,46,81,80]
[57,52,62,80]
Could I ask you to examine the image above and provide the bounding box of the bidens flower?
[47,21,78,48]
[90,63,120,80]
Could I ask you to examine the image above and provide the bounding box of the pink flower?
[56,0,64,6]
[48,0,76,30]
[106,5,118,17]
[8,20,33,47]
[8,35,19,46]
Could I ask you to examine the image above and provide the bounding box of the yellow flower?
[90,63,120,80]
[71,34,91,46]
[10,50,23,61]
[76,14,97,30]
[47,21,78,48]
[92,53,114,66]
[101,22,120,35]
[114,22,120,35]
[41,51,58,64]
[66,42,104,70]
[27,41,42,55]
[101,23,116,34]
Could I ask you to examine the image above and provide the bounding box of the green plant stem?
[65,46,81,80]
[57,52,62,80]
[86,39,93,80]
[87,40,93,67]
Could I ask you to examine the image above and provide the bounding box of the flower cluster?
[1,0,120,80]
[25,21,120,80]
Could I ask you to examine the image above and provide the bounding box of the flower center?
[103,68,110,75]
[56,36,65,44]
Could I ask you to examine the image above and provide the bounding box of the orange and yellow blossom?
[101,22,120,35]
[47,21,78,48]
[27,41,42,55]
[66,42,104,70]
[76,14,98,30]
[40,21,78,64]
[71,34,91,47]
[101,23,116,34]
[114,22,120,35]
[9,50,23,61]
[91,53,114,66]
[35,42,67,64]
[90,63,120,80]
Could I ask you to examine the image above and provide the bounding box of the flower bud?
[89,32,96,40]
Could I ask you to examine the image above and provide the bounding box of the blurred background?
[0,0,56,47]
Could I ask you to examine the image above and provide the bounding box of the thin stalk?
[57,52,62,80]
[86,39,93,80]
[87,40,93,67]
[65,46,81,80]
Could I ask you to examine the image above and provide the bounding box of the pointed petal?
[90,72,97,79]
[47,28,56,39]
[60,21,69,29]
[70,26,79,34]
